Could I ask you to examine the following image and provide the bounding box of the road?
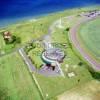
[69,16,100,70]
[18,48,36,72]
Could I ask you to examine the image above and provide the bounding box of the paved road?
[69,16,100,70]
[18,48,36,72]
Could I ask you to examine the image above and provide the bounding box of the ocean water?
[0,0,100,27]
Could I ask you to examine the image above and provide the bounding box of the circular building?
[42,48,65,64]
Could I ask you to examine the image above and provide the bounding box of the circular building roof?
[42,48,64,62]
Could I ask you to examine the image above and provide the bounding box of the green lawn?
[79,18,100,60]
[34,66,92,99]
[0,52,41,100]
[28,42,44,69]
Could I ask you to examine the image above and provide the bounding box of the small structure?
[51,62,56,70]
[3,31,12,41]
[45,62,56,71]
[80,10,100,18]
[42,48,65,71]
[42,48,65,64]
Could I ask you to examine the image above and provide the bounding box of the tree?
[65,27,70,31]
[78,62,83,66]
[32,43,36,48]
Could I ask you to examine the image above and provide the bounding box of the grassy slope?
[0,52,41,100]
[78,18,100,60]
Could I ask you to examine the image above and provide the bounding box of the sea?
[0,0,100,28]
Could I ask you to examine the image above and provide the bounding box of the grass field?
[79,18,100,60]
[0,52,42,100]
[34,66,92,99]
[57,80,100,100]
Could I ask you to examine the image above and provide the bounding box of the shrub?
[65,27,70,31]
[78,62,83,66]
[5,35,21,45]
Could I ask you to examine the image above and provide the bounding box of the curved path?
[69,16,100,71]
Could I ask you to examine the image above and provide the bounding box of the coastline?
[0,4,99,29]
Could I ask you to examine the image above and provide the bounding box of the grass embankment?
[0,52,41,100]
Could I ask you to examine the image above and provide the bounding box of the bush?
[89,71,100,81]
[65,27,70,31]
[5,38,14,44]
[32,43,36,48]
[5,35,21,45]
[24,42,36,54]
[78,62,83,66]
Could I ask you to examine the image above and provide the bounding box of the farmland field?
[79,18,100,60]
[0,52,41,100]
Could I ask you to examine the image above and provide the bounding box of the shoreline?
[0,4,99,29]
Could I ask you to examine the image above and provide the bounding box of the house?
[3,31,12,41]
